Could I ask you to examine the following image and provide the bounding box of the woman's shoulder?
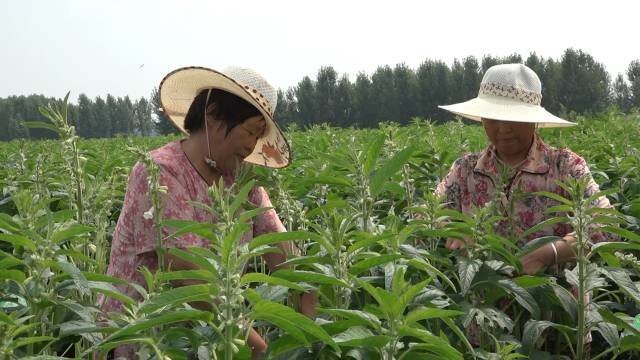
[149,140,184,166]
[451,151,481,170]
[545,143,588,173]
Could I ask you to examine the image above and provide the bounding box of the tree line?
[275,49,640,127]
[1,48,639,141]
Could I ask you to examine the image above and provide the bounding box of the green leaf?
[250,230,317,250]
[22,121,60,133]
[52,224,94,244]
[157,270,214,283]
[601,267,640,303]
[139,284,213,314]
[306,200,349,218]
[0,253,22,270]
[0,269,25,283]
[405,308,463,324]
[8,336,56,350]
[551,280,583,317]
[496,279,540,319]
[278,255,330,267]
[229,179,255,216]
[532,191,572,206]
[0,213,21,232]
[168,248,219,277]
[349,254,402,275]
[355,279,396,315]
[87,281,136,306]
[240,273,305,291]
[0,233,36,251]
[239,206,271,222]
[544,205,574,214]
[513,275,550,289]
[591,241,640,255]
[364,134,385,176]
[457,258,481,296]
[272,269,350,288]
[221,222,250,266]
[252,301,339,352]
[620,334,640,353]
[397,326,463,359]
[318,308,381,330]
[369,146,415,197]
[106,309,212,341]
[332,326,390,348]
[302,175,353,187]
[164,220,217,240]
[519,218,566,240]
[599,226,640,242]
[57,261,90,297]
[521,320,573,355]
[0,311,15,325]
[82,272,132,286]
[598,307,640,335]
[441,317,475,357]
[408,258,456,291]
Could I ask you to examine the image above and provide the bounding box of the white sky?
[1,0,638,101]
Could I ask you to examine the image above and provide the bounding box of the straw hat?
[439,63,575,128]
[159,66,291,168]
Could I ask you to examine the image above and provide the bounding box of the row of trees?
[1,49,639,141]
[0,88,176,141]
[276,49,640,127]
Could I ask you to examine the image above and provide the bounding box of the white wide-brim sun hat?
[159,66,291,168]
[439,63,576,128]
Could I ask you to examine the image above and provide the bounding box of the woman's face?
[207,113,266,175]
[482,118,535,158]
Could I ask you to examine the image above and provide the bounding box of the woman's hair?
[184,89,261,134]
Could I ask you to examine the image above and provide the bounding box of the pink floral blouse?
[99,140,285,355]
[435,134,613,245]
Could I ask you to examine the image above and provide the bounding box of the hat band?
[479,82,542,106]
[239,83,274,116]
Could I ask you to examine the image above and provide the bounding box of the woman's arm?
[521,234,577,275]
[251,186,317,318]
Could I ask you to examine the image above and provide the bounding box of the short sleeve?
[435,158,465,212]
[250,186,286,236]
[560,151,617,243]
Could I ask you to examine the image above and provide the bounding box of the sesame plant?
[0,105,639,360]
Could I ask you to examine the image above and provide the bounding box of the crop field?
[0,102,639,359]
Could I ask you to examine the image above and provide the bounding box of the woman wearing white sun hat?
[436,63,615,272]
[100,66,316,359]
[435,63,617,353]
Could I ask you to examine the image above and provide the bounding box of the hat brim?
[159,66,291,168]
[438,94,576,128]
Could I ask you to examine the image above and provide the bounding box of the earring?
[204,156,217,168]
[203,89,218,169]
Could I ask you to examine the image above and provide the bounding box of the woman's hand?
[445,236,473,250]
[299,291,318,318]
[521,243,555,275]
[248,328,267,359]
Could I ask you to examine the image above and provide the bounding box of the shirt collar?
[474,133,550,178]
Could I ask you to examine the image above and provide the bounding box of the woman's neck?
[495,135,534,169]
[181,133,221,186]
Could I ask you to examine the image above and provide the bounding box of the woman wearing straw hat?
[101,66,316,359]
[435,63,615,354]
[436,63,614,273]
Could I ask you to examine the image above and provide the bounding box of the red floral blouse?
[435,134,614,245]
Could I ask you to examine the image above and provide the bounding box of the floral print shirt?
[99,140,285,358]
[435,134,613,245]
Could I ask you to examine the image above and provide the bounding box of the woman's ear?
[205,102,217,118]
